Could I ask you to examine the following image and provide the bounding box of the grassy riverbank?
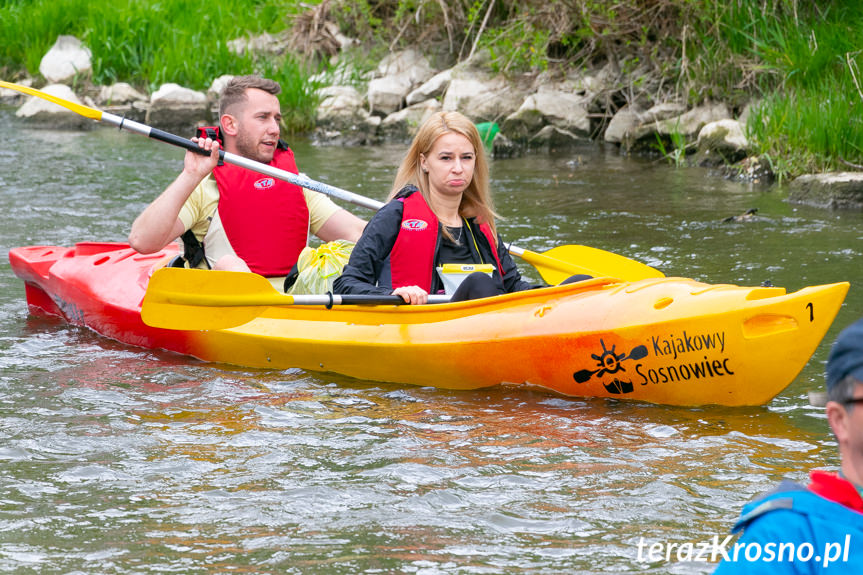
[697,2,863,177]
[2,0,861,177]
[0,0,319,132]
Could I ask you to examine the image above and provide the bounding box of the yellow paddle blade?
[514,245,664,284]
[142,268,292,331]
[0,80,104,121]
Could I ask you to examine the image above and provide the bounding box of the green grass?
[0,0,319,132]
[681,1,863,177]
[0,0,87,76]
[746,76,863,177]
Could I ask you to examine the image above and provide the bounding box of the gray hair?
[828,374,861,410]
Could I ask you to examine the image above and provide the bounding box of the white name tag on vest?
[435,263,495,295]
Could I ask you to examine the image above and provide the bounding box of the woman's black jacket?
[333,191,535,296]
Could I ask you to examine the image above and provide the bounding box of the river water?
[0,107,861,574]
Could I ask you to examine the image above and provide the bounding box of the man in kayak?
[713,316,863,573]
[128,75,365,279]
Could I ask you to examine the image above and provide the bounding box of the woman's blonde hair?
[389,111,498,241]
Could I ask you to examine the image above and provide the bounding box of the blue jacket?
[713,480,863,574]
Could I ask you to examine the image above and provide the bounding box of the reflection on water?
[0,107,860,572]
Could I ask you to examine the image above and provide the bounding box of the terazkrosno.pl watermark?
[636,535,852,567]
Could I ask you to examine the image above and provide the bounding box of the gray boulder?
[604,104,643,145]
[378,99,442,142]
[605,102,731,153]
[503,88,591,142]
[672,103,732,138]
[39,36,92,84]
[207,75,234,101]
[368,74,413,116]
[375,49,434,80]
[442,68,528,123]
[406,69,452,106]
[97,82,147,106]
[696,119,749,165]
[145,83,209,130]
[619,102,688,151]
[788,172,863,210]
[368,50,434,116]
[96,82,149,122]
[529,125,586,151]
[206,75,234,117]
[316,86,370,130]
[15,83,91,129]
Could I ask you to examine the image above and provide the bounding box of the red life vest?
[212,148,309,277]
[389,191,503,291]
[809,470,863,513]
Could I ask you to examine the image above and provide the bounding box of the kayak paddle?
[509,244,662,284]
[142,267,451,330]
[0,80,663,282]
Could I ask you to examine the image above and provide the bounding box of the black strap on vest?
[196,126,225,166]
[180,229,209,269]
[196,126,221,142]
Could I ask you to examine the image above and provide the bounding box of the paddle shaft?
[158,289,450,307]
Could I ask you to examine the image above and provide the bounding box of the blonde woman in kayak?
[334,111,588,304]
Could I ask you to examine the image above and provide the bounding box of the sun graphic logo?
[573,339,648,394]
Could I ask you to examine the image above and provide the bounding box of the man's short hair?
[219,76,281,117]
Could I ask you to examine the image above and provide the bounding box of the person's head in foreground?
[825,316,863,487]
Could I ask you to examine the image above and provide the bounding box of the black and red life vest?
[389,190,503,291]
[211,148,309,276]
[194,127,309,277]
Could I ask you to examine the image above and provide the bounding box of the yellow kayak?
[10,243,848,406]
